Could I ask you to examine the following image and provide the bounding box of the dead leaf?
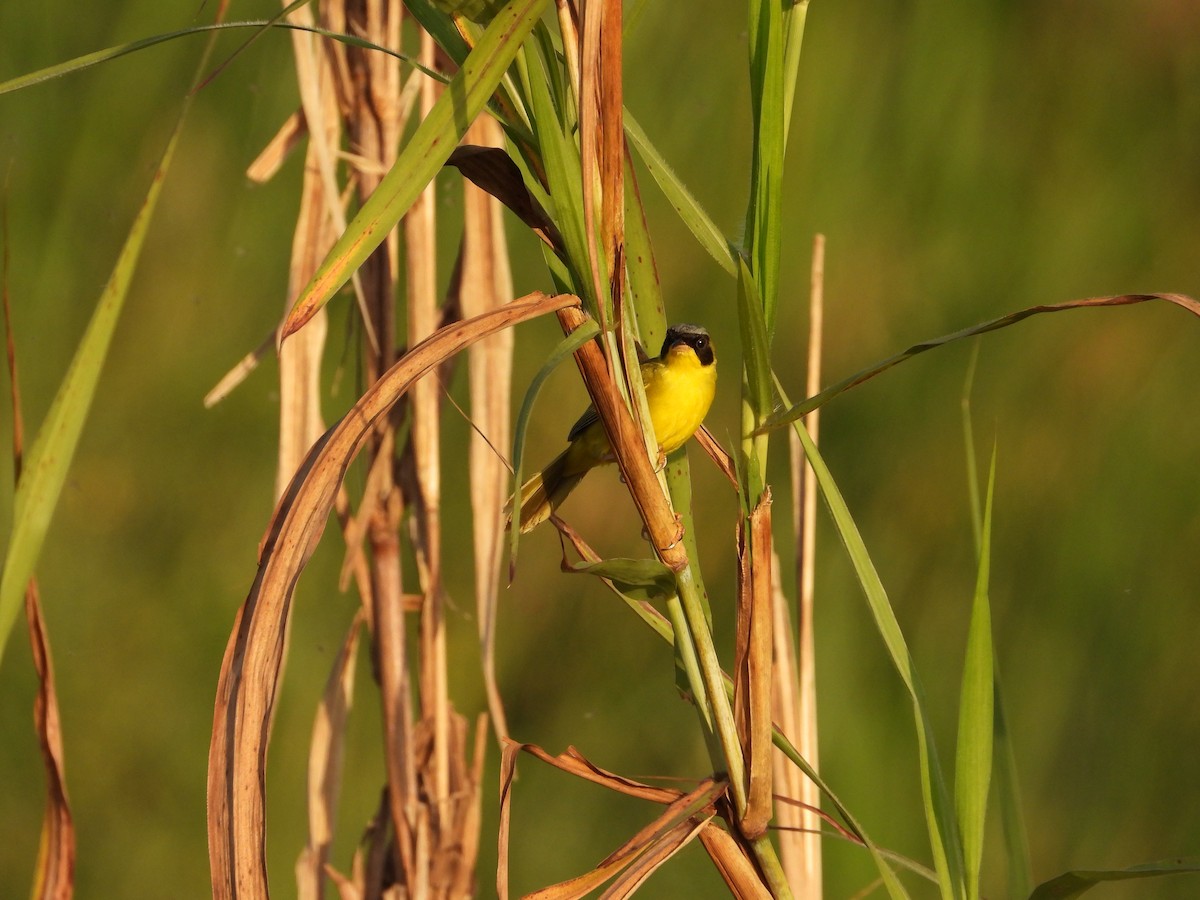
[207,290,578,900]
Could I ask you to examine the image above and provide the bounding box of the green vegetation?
[1,0,1198,897]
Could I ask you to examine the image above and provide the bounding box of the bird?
[514,323,717,533]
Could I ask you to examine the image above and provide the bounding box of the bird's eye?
[695,337,708,349]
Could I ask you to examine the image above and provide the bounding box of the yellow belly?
[642,351,717,454]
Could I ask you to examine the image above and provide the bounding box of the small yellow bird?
[515,323,717,533]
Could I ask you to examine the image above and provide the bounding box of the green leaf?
[757,292,1200,436]
[281,0,549,338]
[507,320,599,571]
[621,152,666,350]
[770,717,915,898]
[0,34,213,666]
[564,557,676,603]
[402,0,472,65]
[993,671,1033,898]
[786,405,965,900]
[955,449,996,900]
[1029,858,1200,900]
[525,34,593,310]
[0,21,439,97]
[780,1,810,144]
[736,258,773,502]
[736,258,773,425]
[624,113,737,277]
[662,449,712,627]
[743,0,786,334]
[964,362,1032,897]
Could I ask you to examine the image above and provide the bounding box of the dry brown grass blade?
[577,0,623,328]
[555,306,687,570]
[405,25,452,829]
[785,232,825,897]
[498,741,519,900]
[596,0,625,316]
[769,548,805,889]
[25,582,76,900]
[499,743,737,896]
[554,0,581,101]
[521,743,681,803]
[697,826,773,900]
[402,710,486,895]
[203,327,278,409]
[335,429,397,591]
[528,783,720,900]
[598,817,711,900]
[446,145,563,252]
[296,611,363,900]
[277,173,332,498]
[207,290,577,900]
[450,712,490,897]
[373,510,417,887]
[696,424,739,490]
[499,745,723,900]
[459,115,516,742]
[734,490,775,840]
[275,0,344,499]
[5,219,75,900]
[322,860,362,900]
[246,108,307,184]
[283,0,380,357]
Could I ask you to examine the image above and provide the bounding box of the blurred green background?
[2,1,1198,897]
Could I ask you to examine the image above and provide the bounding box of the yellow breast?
[641,345,717,454]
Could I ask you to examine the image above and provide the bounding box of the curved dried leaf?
[207,290,577,900]
[26,584,75,900]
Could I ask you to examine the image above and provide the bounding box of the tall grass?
[2,1,1199,898]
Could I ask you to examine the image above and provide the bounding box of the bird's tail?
[511,449,587,533]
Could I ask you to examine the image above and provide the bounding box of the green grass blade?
[769,709,914,898]
[780,0,809,144]
[525,36,593,309]
[786,406,965,900]
[622,153,666,346]
[507,319,598,572]
[1029,857,1200,900]
[402,0,472,66]
[736,259,773,501]
[993,670,1032,898]
[564,557,675,602]
[963,357,1032,897]
[0,40,212,667]
[757,292,1199,436]
[0,21,441,97]
[663,450,713,627]
[280,0,549,339]
[955,449,996,900]
[960,341,983,554]
[737,259,773,425]
[624,113,737,277]
[743,0,785,334]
